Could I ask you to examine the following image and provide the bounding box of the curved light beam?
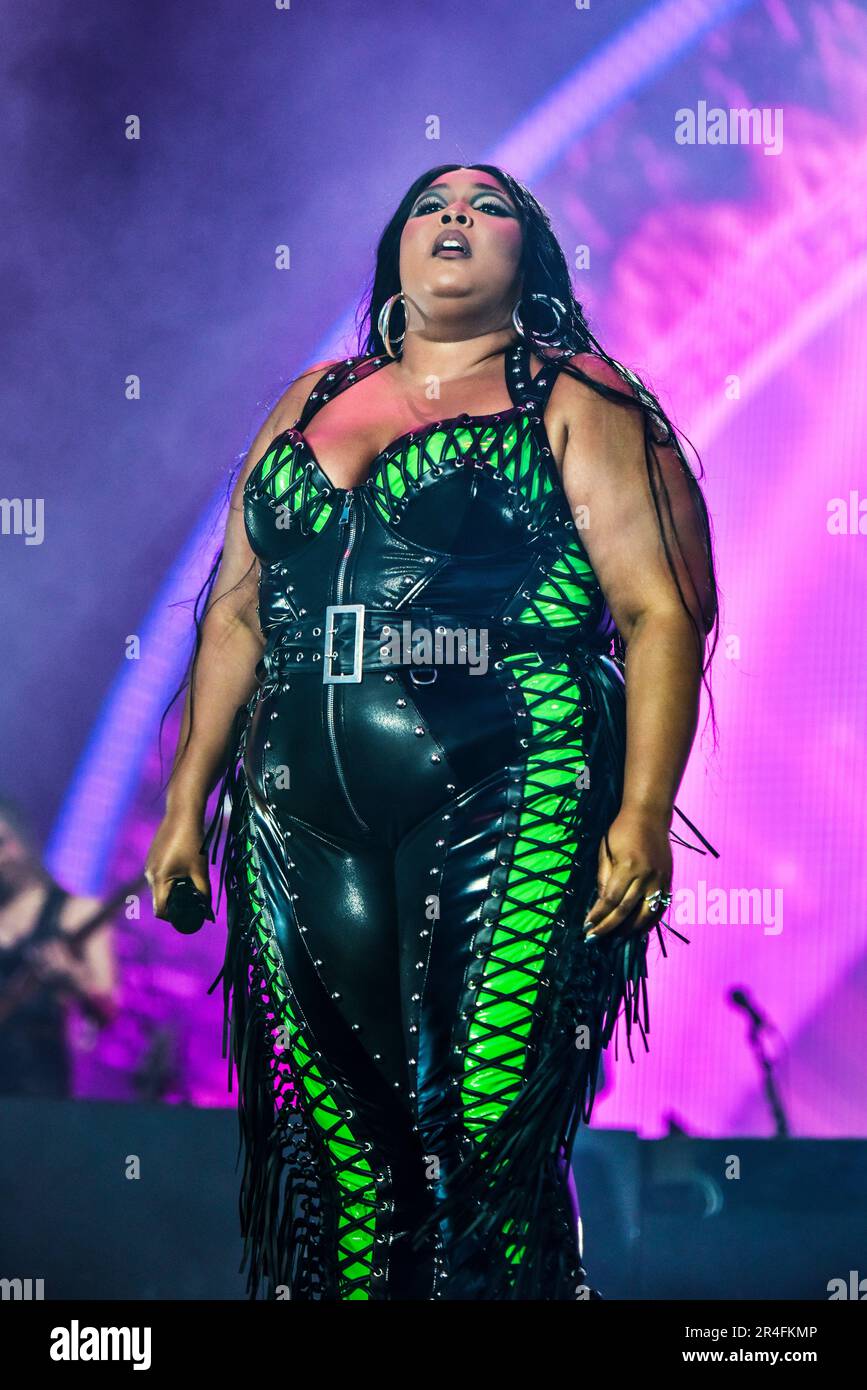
[47,0,760,890]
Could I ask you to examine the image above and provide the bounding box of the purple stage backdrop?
[2,0,866,1137]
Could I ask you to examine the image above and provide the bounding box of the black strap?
[271,605,598,643]
[296,342,560,435]
[513,342,563,413]
[295,355,386,433]
[259,606,612,681]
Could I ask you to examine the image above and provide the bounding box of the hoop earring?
[511,293,568,348]
[378,292,407,358]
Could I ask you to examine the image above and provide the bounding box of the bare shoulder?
[550,351,640,412]
[542,350,643,476]
[230,359,343,496]
[267,358,345,437]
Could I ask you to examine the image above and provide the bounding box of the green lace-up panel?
[243,832,380,1300]
[459,656,589,1274]
[367,411,557,527]
[248,435,336,537]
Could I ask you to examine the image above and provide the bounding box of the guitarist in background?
[0,797,119,1098]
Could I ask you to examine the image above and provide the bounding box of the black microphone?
[164,877,214,935]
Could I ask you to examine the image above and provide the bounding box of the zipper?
[325,489,371,832]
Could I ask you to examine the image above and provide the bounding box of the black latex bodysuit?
[206,340,705,1301]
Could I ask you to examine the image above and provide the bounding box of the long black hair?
[159,160,720,798]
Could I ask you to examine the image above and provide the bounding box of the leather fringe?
[204,697,334,1300]
[203,662,718,1301]
[409,916,659,1297]
[408,654,716,1299]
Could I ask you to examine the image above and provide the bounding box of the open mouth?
[432,231,471,258]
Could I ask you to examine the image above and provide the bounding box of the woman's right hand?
[145,813,212,920]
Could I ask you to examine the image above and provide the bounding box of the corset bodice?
[243,340,616,654]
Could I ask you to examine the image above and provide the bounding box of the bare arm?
[146,361,337,917]
[162,436,270,828]
[554,356,714,941]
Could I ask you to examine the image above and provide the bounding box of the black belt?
[258,604,612,684]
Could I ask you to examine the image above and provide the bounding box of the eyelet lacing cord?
[204,696,395,1300]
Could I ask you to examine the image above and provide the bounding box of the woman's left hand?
[582,806,673,941]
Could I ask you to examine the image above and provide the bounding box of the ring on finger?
[644,889,672,915]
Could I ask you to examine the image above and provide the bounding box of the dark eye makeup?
[411,193,514,218]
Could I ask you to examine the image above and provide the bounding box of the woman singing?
[146,164,719,1301]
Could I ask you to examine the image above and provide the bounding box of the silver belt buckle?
[323,603,365,684]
